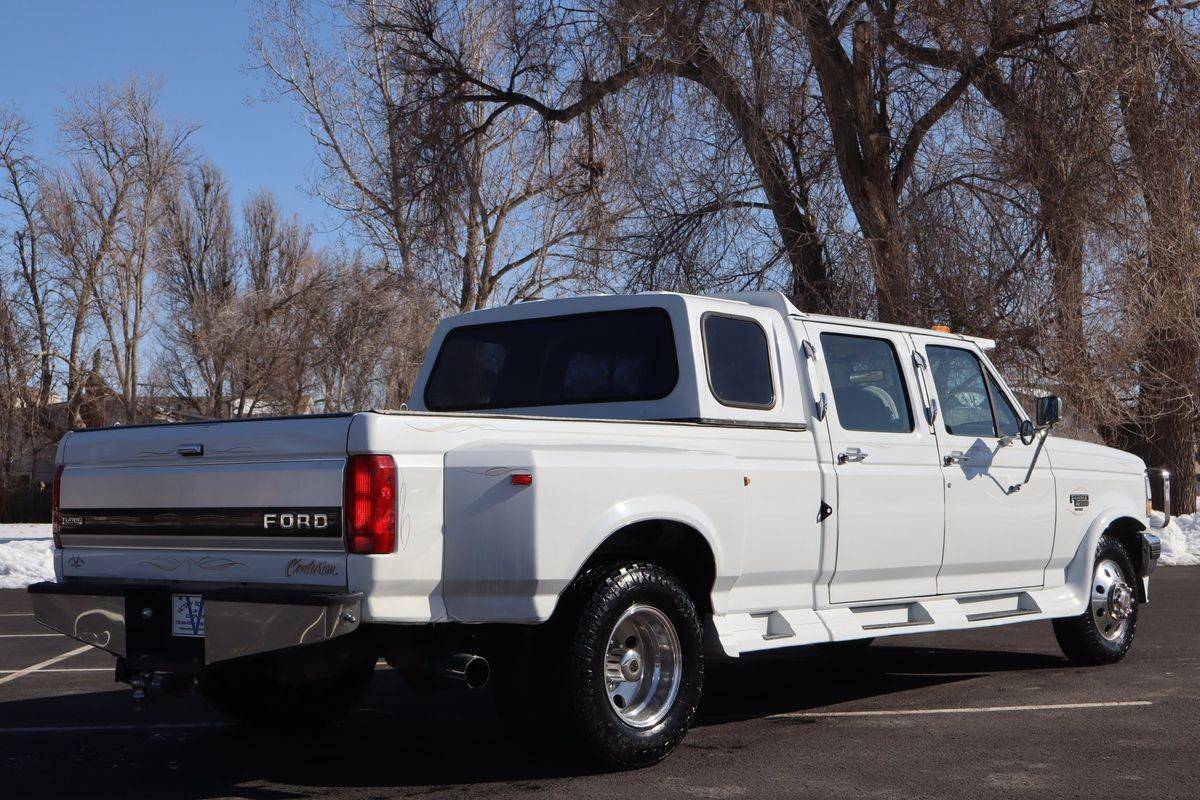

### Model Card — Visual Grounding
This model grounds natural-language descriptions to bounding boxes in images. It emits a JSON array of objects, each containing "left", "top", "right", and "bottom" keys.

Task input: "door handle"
[
  {"left": 944, "top": 451, "right": 969, "bottom": 466},
  {"left": 837, "top": 448, "right": 868, "bottom": 465}
]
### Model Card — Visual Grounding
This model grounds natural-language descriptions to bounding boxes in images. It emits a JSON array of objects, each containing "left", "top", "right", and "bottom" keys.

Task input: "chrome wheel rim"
[
  {"left": 1091, "top": 558, "right": 1134, "bottom": 642},
  {"left": 604, "top": 604, "right": 682, "bottom": 729}
]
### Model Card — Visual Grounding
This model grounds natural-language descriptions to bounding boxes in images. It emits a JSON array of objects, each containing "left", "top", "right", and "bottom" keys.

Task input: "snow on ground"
[
  {"left": 1151, "top": 508, "right": 1200, "bottom": 567},
  {"left": 0, "top": 523, "right": 54, "bottom": 540},
  {"left": 0, "top": 524, "right": 54, "bottom": 589}
]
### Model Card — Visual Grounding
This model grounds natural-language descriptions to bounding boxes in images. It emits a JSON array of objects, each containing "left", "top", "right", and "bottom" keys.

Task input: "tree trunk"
[
  {"left": 864, "top": 219, "right": 915, "bottom": 326},
  {"left": 1102, "top": 0, "right": 1200, "bottom": 514},
  {"left": 1138, "top": 327, "right": 1198, "bottom": 514},
  {"left": 687, "top": 46, "right": 830, "bottom": 313},
  {"left": 1042, "top": 204, "right": 1090, "bottom": 413}
]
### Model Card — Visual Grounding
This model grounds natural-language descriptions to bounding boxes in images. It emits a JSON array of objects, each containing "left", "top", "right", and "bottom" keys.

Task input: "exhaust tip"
[{"left": 446, "top": 653, "right": 490, "bottom": 689}]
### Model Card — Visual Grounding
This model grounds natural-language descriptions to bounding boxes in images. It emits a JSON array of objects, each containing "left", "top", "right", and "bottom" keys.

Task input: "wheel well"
[
  {"left": 581, "top": 520, "right": 717, "bottom": 613},
  {"left": 1105, "top": 516, "right": 1149, "bottom": 595}
]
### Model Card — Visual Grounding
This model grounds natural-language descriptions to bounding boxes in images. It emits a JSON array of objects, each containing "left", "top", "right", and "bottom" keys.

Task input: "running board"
[
  {"left": 957, "top": 592, "right": 1042, "bottom": 623},
  {"left": 711, "top": 587, "right": 1069, "bottom": 657},
  {"left": 964, "top": 608, "right": 1040, "bottom": 623},
  {"left": 861, "top": 619, "right": 934, "bottom": 631}
]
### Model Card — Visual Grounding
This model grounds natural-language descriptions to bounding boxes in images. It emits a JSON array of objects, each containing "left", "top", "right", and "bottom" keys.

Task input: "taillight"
[
  {"left": 343, "top": 454, "right": 396, "bottom": 554},
  {"left": 51, "top": 464, "right": 64, "bottom": 549}
]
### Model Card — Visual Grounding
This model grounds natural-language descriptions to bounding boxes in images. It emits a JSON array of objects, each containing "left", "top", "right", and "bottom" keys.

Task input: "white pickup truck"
[{"left": 31, "top": 291, "right": 1165, "bottom": 767}]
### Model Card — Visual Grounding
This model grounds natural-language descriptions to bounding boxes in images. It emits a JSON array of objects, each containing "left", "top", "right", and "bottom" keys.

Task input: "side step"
[
  {"left": 861, "top": 619, "right": 934, "bottom": 631},
  {"left": 849, "top": 603, "right": 933, "bottom": 631},
  {"left": 958, "top": 592, "right": 1042, "bottom": 623},
  {"left": 964, "top": 608, "right": 1040, "bottom": 623}
]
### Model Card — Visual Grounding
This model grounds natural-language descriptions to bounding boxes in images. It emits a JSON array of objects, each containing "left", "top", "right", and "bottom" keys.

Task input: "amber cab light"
[
  {"left": 344, "top": 454, "right": 397, "bottom": 554},
  {"left": 51, "top": 464, "right": 64, "bottom": 549}
]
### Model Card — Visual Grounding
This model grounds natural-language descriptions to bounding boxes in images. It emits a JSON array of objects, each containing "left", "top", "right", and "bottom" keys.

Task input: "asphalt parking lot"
[{"left": 1, "top": 569, "right": 1197, "bottom": 800}]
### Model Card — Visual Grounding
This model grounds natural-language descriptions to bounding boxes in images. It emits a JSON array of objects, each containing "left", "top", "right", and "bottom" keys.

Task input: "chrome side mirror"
[{"left": 1019, "top": 418, "right": 1037, "bottom": 446}]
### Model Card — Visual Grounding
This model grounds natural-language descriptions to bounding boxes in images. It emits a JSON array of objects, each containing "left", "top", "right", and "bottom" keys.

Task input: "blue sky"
[{"left": 1, "top": 1, "right": 335, "bottom": 240}]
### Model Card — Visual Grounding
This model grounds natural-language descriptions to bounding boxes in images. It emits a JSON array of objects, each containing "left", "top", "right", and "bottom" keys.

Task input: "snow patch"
[
  {"left": 0, "top": 523, "right": 54, "bottom": 540},
  {"left": 0, "top": 525, "right": 54, "bottom": 589},
  {"left": 1151, "top": 508, "right": 1200, "bottom": 567}
]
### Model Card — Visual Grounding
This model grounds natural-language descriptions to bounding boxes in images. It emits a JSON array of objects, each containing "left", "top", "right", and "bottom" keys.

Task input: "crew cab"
[{"left": 30, "top": 291, "right": 1165, "bottom": 767}]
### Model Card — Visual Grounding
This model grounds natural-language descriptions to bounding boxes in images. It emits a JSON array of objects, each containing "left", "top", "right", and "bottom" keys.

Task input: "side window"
[
  {"left": 820, "top": 333, "right": 914, "bottom": 433},
  {"left": 703, "top": 314, "right": 775, "bottom": 408},
  {"left": 926, "top": 346, "right": 1000, "bottom": 437},
  {"left": 987, "top": 373, "right": 1022, "bottom": 437}
]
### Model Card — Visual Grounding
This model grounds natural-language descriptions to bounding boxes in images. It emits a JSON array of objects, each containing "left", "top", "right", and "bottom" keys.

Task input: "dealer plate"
[{"left": 171, "top": 594, "right": 206, "bottom": 638}]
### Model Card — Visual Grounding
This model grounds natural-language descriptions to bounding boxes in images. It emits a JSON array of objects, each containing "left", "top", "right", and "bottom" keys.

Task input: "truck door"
[
  {"left": 803, "top": 323, "right": 946, "bottom": 603},
  {"left": 910, "top": 335, "right": 1055, "bottom": 594}
]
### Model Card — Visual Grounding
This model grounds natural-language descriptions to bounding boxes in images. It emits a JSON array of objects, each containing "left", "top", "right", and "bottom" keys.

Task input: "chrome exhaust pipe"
[{"left": 443, "top": 653, "right": 490, "bottom": 689}]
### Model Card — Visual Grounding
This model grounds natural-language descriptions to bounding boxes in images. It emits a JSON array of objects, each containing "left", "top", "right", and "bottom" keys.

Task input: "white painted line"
[
  {"left": 0, "top": 645, "right": 92, "bottom": 687},
  {"left": 0, "top": 668, "right": 110, "bottom": 674},
  {"left": 770, "top": 701, "right": 1152, "bottom": 720},
  {"left": 0, "top": 613, "right": 34, "bottom": 617},
  {"left": 0, "top": 633, "right": 62, "bottom": 638},
  {"left": 0, "top": 722, "right": 231, "bottom": 735}
]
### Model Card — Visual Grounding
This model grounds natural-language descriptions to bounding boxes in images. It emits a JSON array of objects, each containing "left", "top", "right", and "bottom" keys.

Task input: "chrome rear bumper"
[{"left": 28, "top": 582, "right": 362, "bottom": 667}]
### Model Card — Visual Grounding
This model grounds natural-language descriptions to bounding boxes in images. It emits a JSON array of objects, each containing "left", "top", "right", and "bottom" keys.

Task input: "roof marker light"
[{"left": 510, "top": 473, "right": 533, "bottom": 486}]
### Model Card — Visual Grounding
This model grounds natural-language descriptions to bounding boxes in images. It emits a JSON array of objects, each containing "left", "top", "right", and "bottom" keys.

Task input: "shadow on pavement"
[
  {"left": 696, "top": 643, "right": 1066, "bottom": 724},
  {"left": 0, "top": 643, "right": 1067, "bottom": 798}
]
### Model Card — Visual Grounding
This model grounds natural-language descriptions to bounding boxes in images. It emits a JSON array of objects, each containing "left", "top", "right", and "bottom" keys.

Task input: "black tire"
[
  {"left": 1052, "top": 532, "right": 1139, "bottom": 666},
  {"left": 494, "top": 562, "right": 704, "bottom": 769},
  {"left": 199, "top": 650, "right": 375, "bottom": 727}
]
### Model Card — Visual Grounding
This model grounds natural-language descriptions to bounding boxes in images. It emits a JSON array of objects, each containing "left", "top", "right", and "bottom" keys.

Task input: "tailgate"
[{"left": 57, "top": 415, "right": 353, "bottom": 587}]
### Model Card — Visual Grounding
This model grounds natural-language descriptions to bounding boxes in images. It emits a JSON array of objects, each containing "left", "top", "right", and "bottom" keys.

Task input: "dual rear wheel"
[{"left": 493, "top": 562, "right": 704, "bottom": 769}]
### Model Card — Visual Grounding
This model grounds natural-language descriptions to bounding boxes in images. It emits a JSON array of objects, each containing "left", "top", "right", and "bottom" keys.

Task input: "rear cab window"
[
  {"left": 423, "top": 308, "right": 679, "bottom": 411},
  {"left": 820, "top": 333, "right": 914, "bottom": 433},
  {"left": 702, "top": 313, "right": 775, "bottom": 409}
]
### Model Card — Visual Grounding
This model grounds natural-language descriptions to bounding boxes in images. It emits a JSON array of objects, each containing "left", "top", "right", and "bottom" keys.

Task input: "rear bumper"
[{"left": 27, "top": 581, "right": 362, "bottom": 667}]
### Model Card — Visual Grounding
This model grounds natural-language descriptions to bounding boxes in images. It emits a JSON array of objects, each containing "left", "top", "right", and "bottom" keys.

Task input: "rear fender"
[{"left": 567, "top": 496, "right": 733, "bottom": 607}]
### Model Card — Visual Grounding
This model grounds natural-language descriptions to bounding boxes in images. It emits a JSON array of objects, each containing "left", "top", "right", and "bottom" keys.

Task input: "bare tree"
[
  {"left": 40, "top": 82, "right": 149, "bottom": 427},
  {"left": 155, "top": 163, "right": 242, "bottom": 418},
  {"left": 255, "top": 0, "right": 656, "bottom": 312},
  {"left": 90, "top": 80, "right": 194, "bottom": 422},
  {"left": 0, "top": 111, "right": 53, "bottom": 424},
  {"left": 1102, "top": 2, "right": 1200, "bottom": 513},
  {"left": 230, "top": 190, "right": 327, "bottom": 415}
]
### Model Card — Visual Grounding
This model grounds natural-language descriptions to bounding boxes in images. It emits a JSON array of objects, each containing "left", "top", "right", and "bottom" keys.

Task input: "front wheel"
[{"left": 1052, "top": 532, "right": 1139, "bottom": 665}]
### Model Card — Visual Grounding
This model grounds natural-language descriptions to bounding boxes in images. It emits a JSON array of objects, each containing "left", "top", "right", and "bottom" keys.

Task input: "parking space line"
[
  {"left": 0, "top": 722, "right": 231, "bottom": 734},
  {"left": 0, "top": 613, "right": 34, "bottom": 617},
  {"left": 0, "top": 645, "right": 92, "bottom": 687},
  {"left": 0, "top": 668, "right": 110, "bottom": 674},
  {"left": 0, "top": 633, "right": 62, "bottom": 638},
  {"left": 769, "top": 701, "right": 1152, "bottom": 719},
  {"left": 0, "top": 633, "right": 62, "bottom": 642}
]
